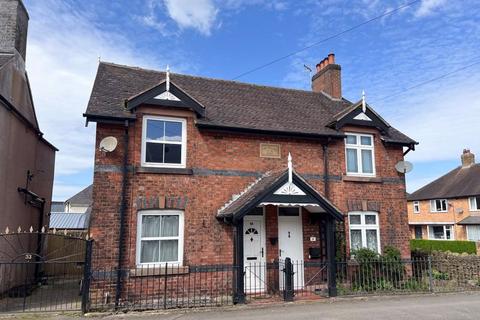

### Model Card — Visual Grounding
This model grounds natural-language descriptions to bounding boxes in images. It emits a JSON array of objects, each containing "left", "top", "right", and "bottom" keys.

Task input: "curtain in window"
[
  {"left": 350, "top": 230, "right": 362, "bottom": 251},
  {"left": 160, "top": 240, "right": 178, "bottom": 262},
  {"left": 467, "top": 226, "right": 480, "bottom": 241},
  {"left": 142, "top": 216, "right": 161, "bottom": 237},
  {"left": 141, "top": 240, "right": 159, "bottom": 263},
  {"left": 361, "top": 150, "right": 373, "bottom": 173},
  {"left": 366, "top": 230, "right": 378, "bottom": 251},
  {"left": 161, "top": 215, "right": 179, "bottom": 236},
  {"left": 346, "top": 149, "right": 358, "bottom": 172}
]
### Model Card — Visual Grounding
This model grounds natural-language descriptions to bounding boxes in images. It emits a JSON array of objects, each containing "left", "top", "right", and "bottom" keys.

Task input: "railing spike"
[
  {"left": 41, "top": 226, "right": 45, "bottom": 233},
  {"left": 63, "top": 229, "right": 67, "bottom": 235},
  {"left": 86, "top": 233, "right": 89, "bottom": 240},
  {"left": 29, "top": 226, "right": 33, "bottom": 233},
  {"left": 53, "top": 228, "right": 56, "bottom": 234},
  {"left": 17, "top": 226, "right": 21, "bottom": 233},
  {"left": 5, "top": 226, "right": 9, "bottom": 234}
]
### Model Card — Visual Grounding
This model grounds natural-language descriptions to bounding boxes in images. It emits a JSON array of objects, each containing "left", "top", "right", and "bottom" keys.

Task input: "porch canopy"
[
  {"left": 217, "top": 160, "right": 344, "bottom": 224},
  {"left": 217, "top": 155, "right": 343, "bottom": 301}
]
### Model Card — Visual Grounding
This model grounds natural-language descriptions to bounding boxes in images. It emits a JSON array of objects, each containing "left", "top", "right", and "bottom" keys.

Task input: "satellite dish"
[
  {"left": 99, "top": 136, "right": 118, "bottom": 152},
  {"left": 395, "top": 161, "right": 413, "bottom": 174}
]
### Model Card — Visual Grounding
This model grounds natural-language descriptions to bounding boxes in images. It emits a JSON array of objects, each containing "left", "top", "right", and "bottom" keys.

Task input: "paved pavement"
[{"left": 3, "top": 292, "right": 480, "bottom": 319}]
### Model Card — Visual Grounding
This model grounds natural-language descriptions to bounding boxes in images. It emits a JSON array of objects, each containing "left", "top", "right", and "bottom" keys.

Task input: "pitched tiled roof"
[
  {"left": 408, "top": 164, "right": 480, "bottom": 201},
  {"left": 66, "top": 185, "right": 93, "bottom": 206},
  {"left": 458, "top": 216, "right": 480, "bottom": 225},
  {"left": 217, "top": 170, "right": 285, "bottom": 218},
  {"left": 85, "top": 62, "right": 415, "bottom": 144}
]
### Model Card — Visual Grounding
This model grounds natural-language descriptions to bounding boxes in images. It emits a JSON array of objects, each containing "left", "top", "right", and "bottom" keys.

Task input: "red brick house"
[{"left": 83, "top": 54, "right": 416, "bottom": 303}]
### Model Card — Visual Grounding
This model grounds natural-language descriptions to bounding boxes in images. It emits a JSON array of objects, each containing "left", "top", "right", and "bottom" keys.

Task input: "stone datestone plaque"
[{"left": 260, "top": 143, "right": 281, "bottom": 158}]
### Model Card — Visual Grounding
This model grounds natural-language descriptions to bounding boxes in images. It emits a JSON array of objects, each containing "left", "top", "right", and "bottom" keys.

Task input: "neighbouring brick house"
[
  {"left": 408, "top": 149, "right": 480, "bottom": 242},
  {"left": 84, "top": 53, "right": 416, "bottom": 302}
]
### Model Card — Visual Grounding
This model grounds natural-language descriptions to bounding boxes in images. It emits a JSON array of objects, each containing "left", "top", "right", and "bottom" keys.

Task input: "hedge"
[{"left": 410, "top": 239, "right": 477, "bottom": 255}]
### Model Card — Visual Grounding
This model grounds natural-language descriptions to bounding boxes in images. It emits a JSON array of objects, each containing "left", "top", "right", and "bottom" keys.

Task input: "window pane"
[
  {"left": 279, "top": 207, "right": 300, "bottom": 216},
  {"left": 365, "top": 215, "right": 376, "bottom": 225},
  {"left": 349, "top": 215, "right": 361, "bottom": 225},
  {"left": 346, "top": 135, "right": 357, "bottom": 145},
  {"left": 361, "top": 150, "right": 373, "bottom": 173},
  {"left": 164, "top": 144, "right": 182, "bottom": 163},
  {"left": 141, "top": 240, "right": 159, "bottom": 263},
  {"left": 161, "top": 215, "right": 179, "bottom": 236},
  {"left": 445, "top": 226, "right": 452, "bottom": 240},
  {"left": 346, "top": 148, "right": 358, "bottom": 172},
  {"left": 366, "top": 230, "right": 378, "bottom": 252},
  {"left": 142, "top": 215, "right": 161, "bottom": 237},
  {"left": 470, "top": 197, "right": 477, "bottom": 210},
  {"left": 165, "top": 121, "right": 182, "bottom": 142},
  {"left": 350, "top": 230, "right": 362, "bottom": 251},
  {"left": 146, "top": 142, "right": 164, "bottom": 163},
  {"left": 146, "top": 120, "right": 165, "bottom": 141},
  {"left": 160, "top": 240, "right": 178, "bottom": 262},
  {"left": 441, "top": 200, "right": 447, "bottom": 211},
  {"left": 432, "top": 226, "right": 444, "bottom": 239},
  {"left": 360, "top": 136, "right": 372, "bottom": 146}
]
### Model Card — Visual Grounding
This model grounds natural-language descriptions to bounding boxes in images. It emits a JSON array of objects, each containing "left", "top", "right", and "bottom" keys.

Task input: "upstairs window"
[
  {"left": 142, "top": 116, "right": 186, "bottom": 168},
  {"left": 345, "top": 133, "right": 375, "bottom": 176},
  {"left": 413, "top": 201, "right": 420, "bottom": 213},
  {"left": 469, "top": 196, "right": 480, "bottom": 211},
  {"left": 430, "top": 199, "right": 448, "bottom": 213}
]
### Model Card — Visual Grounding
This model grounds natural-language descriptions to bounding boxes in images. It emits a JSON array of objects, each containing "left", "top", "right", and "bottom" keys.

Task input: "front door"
[
  {"left": 243, "top": 214, "right": 266, "bottom": 293},
  {"left": 278, "top": 207, "right": 304, "bottom": 290}
]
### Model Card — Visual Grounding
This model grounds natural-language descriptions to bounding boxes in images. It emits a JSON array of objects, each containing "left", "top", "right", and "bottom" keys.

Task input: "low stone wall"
[{"left": 431, "top": 251, "right": 480, "bottom": 287}]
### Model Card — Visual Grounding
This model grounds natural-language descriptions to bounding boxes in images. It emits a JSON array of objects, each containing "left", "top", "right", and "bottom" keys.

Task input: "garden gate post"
[{"left": 82, "top": 239, "right": 94, "bottom": 314}]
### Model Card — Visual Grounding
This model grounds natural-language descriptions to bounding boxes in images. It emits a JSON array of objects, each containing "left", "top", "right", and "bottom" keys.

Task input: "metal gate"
[{"left": 0, "top": 228, "right": 92, "bottom": 313}]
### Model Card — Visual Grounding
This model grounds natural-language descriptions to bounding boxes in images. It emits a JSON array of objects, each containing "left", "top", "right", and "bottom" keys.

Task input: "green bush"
[{"left": 410, "top": 239, "right": 477, "bottom": 255}]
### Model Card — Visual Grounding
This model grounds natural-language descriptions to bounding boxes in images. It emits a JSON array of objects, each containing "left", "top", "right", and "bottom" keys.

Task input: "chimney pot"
[
  {"left": 461, "top": 149, "right": 475, "bottom": 168},
  {"left": 328, "top": 53, "right": 335, "bottom": 64}
]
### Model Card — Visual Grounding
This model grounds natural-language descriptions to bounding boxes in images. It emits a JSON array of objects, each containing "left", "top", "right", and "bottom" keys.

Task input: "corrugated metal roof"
[{"left": 49, "top": 212, "right": 90, "bottom": 230}]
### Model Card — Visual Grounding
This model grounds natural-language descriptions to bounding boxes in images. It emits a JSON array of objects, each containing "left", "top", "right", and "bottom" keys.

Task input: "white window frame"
[
  {"left": 345, "top": 133, "right": 376, "bottom": 177},
  {"left": 427, "top": 224, "right": 454, "bottom": 240},
  {"left": 348, "top": 211, "right": 381, "bottom": 253},
  {"left": 469, "top": 196, "right": 480, "bottom": 211},
  {"left": 413, "top": 201, "right": 420, "bottom": 213},
  {"left": 141, "top": 115, "right": 187, "bottom": 168},
  {"left": 136, "top": 210, "right": 184, "bottom": 266},
  {"left": 430, "top": 199, "right": 448, "bottom": 213}
]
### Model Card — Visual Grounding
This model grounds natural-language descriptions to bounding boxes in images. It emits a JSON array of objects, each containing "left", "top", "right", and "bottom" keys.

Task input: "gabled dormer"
[{"left": 125, "top": 70, "right": 206, "bottom": 118}]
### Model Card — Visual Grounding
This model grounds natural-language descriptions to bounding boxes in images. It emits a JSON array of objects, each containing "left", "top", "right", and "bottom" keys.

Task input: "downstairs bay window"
[
  {"left": 136, "top": 210, "right": 184, "bottom": 266},
  {"left": 348, "top": 211, "right": 380, "bottom": 253}
]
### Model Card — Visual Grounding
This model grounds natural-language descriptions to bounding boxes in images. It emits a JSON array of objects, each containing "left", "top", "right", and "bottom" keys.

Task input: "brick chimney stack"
[
  {"left": 0, "top": 0, "right": 29, "bottom": 62},
  {"left": 461, "top": 149, "right": 475, "bottom": 168},
  {"left": 311, "top": 53, "right": 342, "bottom": 99}
]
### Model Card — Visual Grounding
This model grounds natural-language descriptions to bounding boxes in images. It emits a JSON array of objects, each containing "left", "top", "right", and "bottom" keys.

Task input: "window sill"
[
  {"left": 130, "top": 266, "right": 189, "bottom": 277},
  {"left": 135, "top": 166, "right": 193, "bottom": 175},
  {"left": 343, "top": 175, "right": 382, "bottom": 183}
]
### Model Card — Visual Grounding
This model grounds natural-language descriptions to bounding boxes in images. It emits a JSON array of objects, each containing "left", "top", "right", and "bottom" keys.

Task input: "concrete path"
[{"left": 3, "top": 292, "right": 480, "bottom": 319}]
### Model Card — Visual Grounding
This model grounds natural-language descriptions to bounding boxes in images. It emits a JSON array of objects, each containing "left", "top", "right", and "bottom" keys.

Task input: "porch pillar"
[
  {"left": 233, "top": 218, "right": 245, "bottom": 304},
  {"left": 326, "top": 218, "right": 337, "bottom": 297}
]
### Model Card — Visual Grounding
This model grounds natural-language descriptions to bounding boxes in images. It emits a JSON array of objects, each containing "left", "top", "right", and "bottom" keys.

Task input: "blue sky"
[{"left": 22, "top": 0, "right": 480, "bottom": 200}]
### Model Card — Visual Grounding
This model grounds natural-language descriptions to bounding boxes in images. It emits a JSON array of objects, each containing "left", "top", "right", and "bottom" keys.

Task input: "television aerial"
[
  {"left": 99, "top": 136, "right": 118, "bottom": 152},
  {"left": 395, "top": 160, "right": 413, "bottom": 174}
]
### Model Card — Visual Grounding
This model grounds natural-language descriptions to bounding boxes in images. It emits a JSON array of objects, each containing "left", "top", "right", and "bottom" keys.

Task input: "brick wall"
[{"left": 90, "top": 106, "right": 411, "bottom": 272}]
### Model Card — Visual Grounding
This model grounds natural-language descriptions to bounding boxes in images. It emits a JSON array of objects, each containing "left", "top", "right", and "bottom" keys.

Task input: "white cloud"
[
  {"left": 25, "top": 0, "right": 159, "bottom": 198},
  {"left": 164, "top": 0, "right": 218, "bottom": 35},
  {"left": 415, "top": 0, "right": 447, "bottom": 17}
]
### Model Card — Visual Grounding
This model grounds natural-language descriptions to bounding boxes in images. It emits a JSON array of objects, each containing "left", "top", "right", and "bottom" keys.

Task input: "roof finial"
[
  {"left": 362, "top": 90, "right": 366, "bottom": 113},
  {"left": 166, "top": 65, "right": 170, "bottom": 92},
  {"left": 288, "top": 152, "right": 293, "bottom": 183}
]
